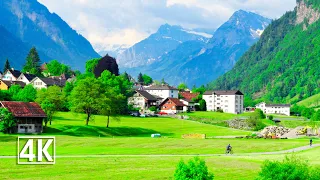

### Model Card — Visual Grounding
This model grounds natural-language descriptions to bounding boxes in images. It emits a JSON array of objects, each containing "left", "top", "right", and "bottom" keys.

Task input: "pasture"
[{"left": 0, "top": 112, "right": 319, "bottom": 180}]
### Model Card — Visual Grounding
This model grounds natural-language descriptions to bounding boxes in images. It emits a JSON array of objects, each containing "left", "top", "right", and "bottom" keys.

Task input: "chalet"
[
  {"left": 16, "top": 73, "right": 37, "bottom": 84},
  {"left": 255, "top": 102, "right": 290, "bottom": 116},
  {"left": 128, "top": 90, "right": 158, "bottom": 110},
  {"left": 1, "top": 68, "right": 21, "bottom": 81},
  {"left": 0, "top": 80, "right": 26, "bottom": 90},
  {"left": 179, "top": 91, "right": 199, "bottom": 101},
  {"left": 159, "top": 98, "right": 187, "bottom": 114},
  {"left": 203, "top": 90, "right": 244, "bottom": 114},
  {"left": 30, "top": 77, "right": 66, "bottom": 89},
  {"left": 180, "top": 99, "right": 196, "bottom": 111},
  {"left": 145, "top": 85, "right": 179, "bottom": 99},
  {"left": 0, "top": 101, "right": 47, "bottom": 133}
]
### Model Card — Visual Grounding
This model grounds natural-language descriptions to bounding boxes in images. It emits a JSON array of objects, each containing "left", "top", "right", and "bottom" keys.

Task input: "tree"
[
  {"left": 142, "top": 74, "right": 153, "bottom": 85},
  {"left": 174, "top": 157, "right": 214, "bottom": 180},
  {"left": 138, "top": 72, "right": 144, "bottom": 84},
  {"left": 23, "top": 47, "right": 41, "bottom": 75},
  {"left": 36, "top": 86, "right": 65, "bottom": 126},
  {"left": 253, "top": 109, "right": 266, "bottom": 119},
  {"left": 161, "top": 78, "right": 167, "bottom": 85},
  {"left": 199, "top": 99, "right": 207, "bottom": 111},
  {"left": 3, "top": 59, "right": 11, "bottom": 73},
  {"left": 149, "top": 106, "right": 157, "bottom": 112},
  {"left": 177, "top": 83, "right": 188, "bottom": 91},
  {"left": 311, "top": 110, "right": 320, "bottom": 121},
  {"left": 8, "top": 85, "right": 22, "bottom": 100},
  {"left": 15, "top": 85, "right": 37, "bottom": 102},
  {"left": 257, "top": 155, "right": 320, "bottom": 180},
  {"left": 45, "top": 60, "right": 71, "bottom": 76},
  {"left": 0, "top": 108, "right": 16, "bottom": 133},
  {"left": 69, "top": 77, "right": 105, "bottom": 125},
  {"left": 87, "top": 55, "right": 119, "bottom": 77}
]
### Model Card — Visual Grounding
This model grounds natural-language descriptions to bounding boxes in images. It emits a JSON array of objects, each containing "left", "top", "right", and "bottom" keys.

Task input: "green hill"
[
  {"left": 297, "top": 93, "right": 320, "bottom": 108},
  {"left": 210, "top": 0, "right": 320, "bottom": 103}
]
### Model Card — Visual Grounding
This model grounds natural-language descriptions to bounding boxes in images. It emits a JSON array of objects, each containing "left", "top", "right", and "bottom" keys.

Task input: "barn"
[{"left": 0, "top": 101, "right": 47, "bottom": 133}]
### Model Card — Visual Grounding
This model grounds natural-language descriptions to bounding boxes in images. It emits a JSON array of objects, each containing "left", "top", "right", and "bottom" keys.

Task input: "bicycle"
[{"left": 225, "top": 148, "right": 233, "bottom": 155}]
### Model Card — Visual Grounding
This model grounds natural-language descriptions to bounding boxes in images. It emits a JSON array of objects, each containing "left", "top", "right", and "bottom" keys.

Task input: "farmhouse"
[
  {"left": 1, "top": 68, "right": 21, "bottom": 81},
  {"left": 16, "top": 73, "right": 37, "bottom": 84},
  {"left": 203, "top": 90, "right": 244, "bottom": 114},
  {"left": 128, "top": 90, "right": 158, "bottom": 110},
  {"left": 0, "top": 80, "right": 26, "bottom": 90},
  {"left": 0, "top": 101, "right": 47, "bottom": 133},
  {"left": 30, "top": 77, "right": 66, "bottom": 89},
  {"left": 159, "top": 98, "right": 187, "bottom": 114},
  {"left": 255, "top": 102, "right": 290, "bottom": 116},
  {"left": 145, "top": 85, "right": 179, "bottom": 99}
]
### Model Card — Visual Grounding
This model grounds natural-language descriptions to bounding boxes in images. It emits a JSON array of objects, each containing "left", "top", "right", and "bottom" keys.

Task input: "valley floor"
[{"left": 0, "top": 112, "right": 319, "bottom": 180}]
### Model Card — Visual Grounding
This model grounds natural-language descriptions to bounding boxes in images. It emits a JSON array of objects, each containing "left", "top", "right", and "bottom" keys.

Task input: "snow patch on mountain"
[{"left": 181, "top": 29, "right": 213, "bottom": 38}]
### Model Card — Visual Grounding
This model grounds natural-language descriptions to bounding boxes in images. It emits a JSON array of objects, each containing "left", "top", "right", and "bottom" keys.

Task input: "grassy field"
[
  {"left": 297, "top": 93, "right": 320, "bottom": 108},
  {"left": 186, "top": 111, "right": 251, "bottom": 120},
  {"left": 0, "top": 111, "right": 319, "bottom": 180}
]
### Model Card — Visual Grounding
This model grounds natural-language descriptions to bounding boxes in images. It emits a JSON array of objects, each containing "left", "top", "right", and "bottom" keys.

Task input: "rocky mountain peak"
[{"left": 296, "top": 0, "right": 320, "bottom": 26}]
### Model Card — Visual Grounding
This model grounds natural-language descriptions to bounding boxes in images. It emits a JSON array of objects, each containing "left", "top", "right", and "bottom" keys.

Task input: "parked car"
[
  {"left": 158, "top": 112, "right": 167, "bottom": 115},
  {"left": 130, "top": 112, "right": 140, "bottom": 117}
]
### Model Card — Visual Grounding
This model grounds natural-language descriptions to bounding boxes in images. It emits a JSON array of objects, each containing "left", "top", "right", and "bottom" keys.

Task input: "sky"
[{"left": 38, "top": 0, "right": 296, "bottom": 52}]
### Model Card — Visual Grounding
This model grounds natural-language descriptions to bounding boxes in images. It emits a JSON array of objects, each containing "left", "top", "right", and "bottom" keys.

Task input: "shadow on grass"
[
  {"left": 44, "top": 126, "right": 173, "bottom": 137},
  {"left": 0, "top": 136, "right": 17, "bottom": 142}
]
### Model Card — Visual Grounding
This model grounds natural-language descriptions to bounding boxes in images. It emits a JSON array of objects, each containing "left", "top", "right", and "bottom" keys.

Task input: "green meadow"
[{"left": 0, "top": 112, "right": 319, "bottom": 180}]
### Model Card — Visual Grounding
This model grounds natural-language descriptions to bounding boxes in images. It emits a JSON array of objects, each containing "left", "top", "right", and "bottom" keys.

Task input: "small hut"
[{"left": 0, "top": 101, "right": 47, "bottom": 133}]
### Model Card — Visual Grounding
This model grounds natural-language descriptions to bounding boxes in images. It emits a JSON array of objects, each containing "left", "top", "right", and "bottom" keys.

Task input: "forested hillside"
[{"left": 210, "top": 0, "right": 320, "bottom": 104}]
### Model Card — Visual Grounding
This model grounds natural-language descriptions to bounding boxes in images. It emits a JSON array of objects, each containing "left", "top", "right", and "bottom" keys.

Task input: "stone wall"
[{"left": 182, "top": 134, "right": 206, "bottom": 139}]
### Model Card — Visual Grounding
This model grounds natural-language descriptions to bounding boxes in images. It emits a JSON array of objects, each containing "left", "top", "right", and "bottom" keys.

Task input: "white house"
[
  {"left": 16, "top": 73, "right": 37, "bottom": 84},
  {"left": 30, "top": 77, "right": 66, "bottom": 89},
  {"left": 203, "top": 90, "right": 244, "bottom": 114},
  {"left": 128, "top": 90, "right": 158, "bottom": 110},
  {"left": 255, "top": 102, "right": 290, "bottom": 116},
  {"left": 159, "top": 98, "right": 187, "bottom": 114},
  {"left": 180, "top": 99, "right": 196, "bottom": 111},
  {"left": 1, "top": 69, "right": 21, "bottom": 81},
  {"left": 145, "top": 85, "right": 179, "bottom": 99}
]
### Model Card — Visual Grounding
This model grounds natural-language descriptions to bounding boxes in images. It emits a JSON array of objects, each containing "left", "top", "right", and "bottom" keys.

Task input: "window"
[
  {"left": 171, "top": 90, "right": 173, "bottom": 93},
  {"left": 171, "top": 95, "right": 173, "bottom": 98},
  {"left": 225, "top": 100, "right": 228, "bottom": 103},
  {"left": 225, "top": 105, "right": 228, "bottom": 107},
  {"left": 209, "top": 101, "right": 212, "bottom": 103}
]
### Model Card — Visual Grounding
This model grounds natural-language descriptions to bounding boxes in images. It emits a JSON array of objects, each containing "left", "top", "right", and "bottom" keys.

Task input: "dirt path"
[{"left": 1, "top": 144, "right": 318, "bottom": 159}]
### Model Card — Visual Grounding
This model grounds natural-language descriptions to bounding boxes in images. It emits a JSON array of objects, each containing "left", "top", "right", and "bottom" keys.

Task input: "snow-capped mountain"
[
  {"left": 124, "top": 10, "right": 271, "bottom": 87},
  {"left": 97, "top": 44, "right": 130, "bottom": 57},
  {"left": 116, "top": 24, "right": 213, "bottom": 68}
]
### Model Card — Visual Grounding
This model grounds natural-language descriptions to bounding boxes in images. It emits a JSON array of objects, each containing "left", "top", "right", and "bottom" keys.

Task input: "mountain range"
[
  {"left": 210, "top": 0, "right": 320, "bottom": 103},
  {"left": 0, "top": 0, "right": 100, "bottom": 71},
  {"left": 121, "top": 10, "right": 271, "bottom": 87}
]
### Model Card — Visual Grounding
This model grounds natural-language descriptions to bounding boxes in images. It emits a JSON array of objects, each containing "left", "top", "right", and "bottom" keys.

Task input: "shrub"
[
  {"left": 254, "top": 109, "right": 266, "bottom": 119},
  {"left": 0, "top": 108, "right": 16, "bottom": 133},
  {"left": 174, "top": 157, "right": 214, "bottom": 180},
  {"left": 216, "top": 109, "right": 224, "bottom": 113},
  {"left": 199, "top": 99, "right": 207, "bottom": 111},
  {"left": 149, "top": 106, "right": 157, "bottom": 112},
  {"left": 268, "top": 115, "right": 274, "bottom": 120},
  {"left": 256, "top": 155, "right": 320, "bottom": 180}
]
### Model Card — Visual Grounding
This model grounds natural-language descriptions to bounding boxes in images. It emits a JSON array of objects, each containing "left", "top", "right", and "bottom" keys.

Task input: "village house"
[
  {"left": 179, "top": 99, "right": 195, "bottom": 111},
  {"left": 145, "top": 85, "right": 179, "bottom": 99},
  {"left": 16, "top": 73, "right": 37, "bottom": 84},
  {"left": 30, "top": 77, "right": 66, "bottom": 89},
  {"left": 255, "top": 102, "right": 291, "bottom": 116},
  {"left": 203, "top": 90, "right": 244, "bottom": 114},
  {"left": 159, "top": 98, "right": 187, "bottom": 114},
  {"left": 128, "top": 90, "right": 158, "bottom": 110},
  {"left": 0, "top": 101, "right": 47, "bottom": 133},
  {"left": 0, "top": 80, "right": 26, "bottom": 90},
  {"left": 1, "top": 68, "right": 21, "bottom": 81}
]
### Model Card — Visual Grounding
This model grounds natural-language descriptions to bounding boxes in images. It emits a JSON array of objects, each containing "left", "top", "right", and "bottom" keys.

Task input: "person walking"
[{"left": 310, "top": 139, "right": 313, "bottom": 146}]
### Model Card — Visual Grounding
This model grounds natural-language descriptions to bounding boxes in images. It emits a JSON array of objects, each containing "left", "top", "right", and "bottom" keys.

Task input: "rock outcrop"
[
  {"left": 259, "top": 126, "right": 291, "bottom": 138},
  {"left": 296, "top": 0, "right": 320, "bottom": 25}
]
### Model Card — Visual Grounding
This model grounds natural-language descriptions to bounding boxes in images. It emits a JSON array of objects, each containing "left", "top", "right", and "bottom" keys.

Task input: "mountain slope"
[
  {"left": 124, "top": 10, "right": 271, "bottom": 87},
  {"left": 210, "top": 0, "right": 320, "bottom": 103},
  {"left": 0, "top": 25, "right": 50, "bottom": 69},
  {"left": 117, "top": 24, "right": 211, "bottom": 68},
  {"left": 0, "top": 0, "right": 100, "bottom": 70}
]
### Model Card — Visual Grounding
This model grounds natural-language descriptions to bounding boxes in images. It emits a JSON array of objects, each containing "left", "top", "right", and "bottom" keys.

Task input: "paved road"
[{"left": 1, "top": 144, "right": 319, "bottom": 159}]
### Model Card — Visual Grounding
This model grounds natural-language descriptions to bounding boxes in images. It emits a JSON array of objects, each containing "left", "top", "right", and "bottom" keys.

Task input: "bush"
[
  {"left": 199, "top": 99, "right": 207, "bottom": 111},
  {"left": 149, "top": 106, "right": 157, "bottom": 112},
  {"left": 254, "top": 109, "right": 266, "bottom": 119},
  {"left": 268, "top": 115, "right": 274, "bottom": 120},
  {"left": 0, "top": 108, "right": 16, "bottom": 133},
  {"left": 216, "top": 109, "right": 224, "bottom": 113},
  {"left": 256, "top": 155, "right": 320, "bottom": 180},
  {"left": 174, "top": 157, "right": 214, "bottom": 180}
]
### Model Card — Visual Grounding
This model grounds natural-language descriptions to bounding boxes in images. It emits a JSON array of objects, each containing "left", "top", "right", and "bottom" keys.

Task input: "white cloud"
[{"left": 38, "top": 0, "right": 296, "bottom": 51}]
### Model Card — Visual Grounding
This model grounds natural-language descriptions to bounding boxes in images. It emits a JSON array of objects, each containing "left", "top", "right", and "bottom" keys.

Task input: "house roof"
[
  {"left": 179, "top": 91, "right": 199, "bottom": 101},
  {"left": 5, "top": 69, "right": 21, "bottom": 78},
  {"left": 19, "top": 73, "right": 37, "bottom": 81},
  {"left": 0, "top": 80, "right": 26, "bottom": 88},
  {"left": 136, "top": 90, "right": 157, "bottom": 101},
  {"left": 204, "top": 90, "right": 243, "bottom": 95},
  {"left": 38, "top": 77, "right": 66, "bottom": 87},
  {"left": 159, "top": 98, "right": 186, "bottom": 107},
  {"left": 0, "top": 101, "right": 47, "bottom": 118},
  {"left": 40, "top": 63, "right": 47, "bottom": 71},
  {"left": 145, "top": 85, "right": 178, "bottom": 90},
  {"left": 181, "top": 98, "right": 194, "bottom": 103},
  {"left": 265, "top": 104, "right": 291, "bottom": 107}
]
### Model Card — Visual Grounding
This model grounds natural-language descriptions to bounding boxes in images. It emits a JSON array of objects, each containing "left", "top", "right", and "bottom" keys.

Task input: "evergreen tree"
[
  {"left": 138, "top": 73, "right": 144, "bottom": 84},
  {"left": 123, "top": 71, "right": 130, "bottom": 82},
  {"left": 23, "top": 47, "right": 41, "bottom": 75},
  {"left": 3, "top": 59, "right": 11, "bottom": 73}
]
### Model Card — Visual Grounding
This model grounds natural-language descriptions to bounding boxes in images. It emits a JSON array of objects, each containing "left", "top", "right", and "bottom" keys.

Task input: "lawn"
[
  {"left": 186, "top": 111, "right": 251, "bottom": 120},
  {"left": 0, "top": 111, "right": 319, "bottom": 180},
  {"left": 297, "top": 93, "right": 320, "bottom": 108}
]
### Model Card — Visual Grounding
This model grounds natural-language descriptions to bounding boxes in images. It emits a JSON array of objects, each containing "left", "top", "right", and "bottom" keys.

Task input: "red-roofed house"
[
  {"left": 179, "top": 91, "right": 199, "bottom": 101},
  {"left": 0, "top": 101, "right": 47, "bottom": 133},
  {"left": 159, "top": 98, "right": 187, "bottom": 114}
]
